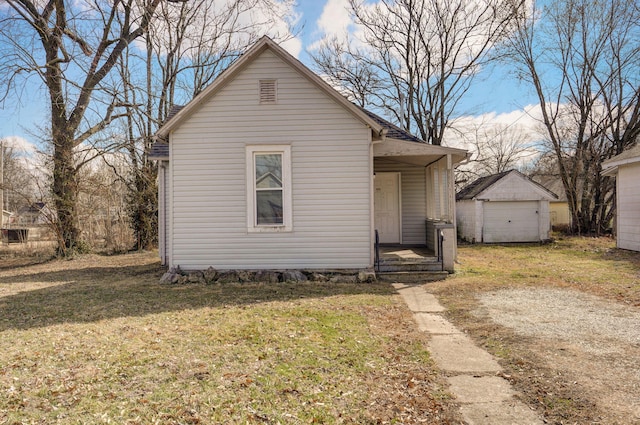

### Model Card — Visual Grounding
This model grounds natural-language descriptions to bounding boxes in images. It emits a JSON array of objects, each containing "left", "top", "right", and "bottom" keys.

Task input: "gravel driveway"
[{"left": 475, "top": 288, "right": 640, "bottom": 424}]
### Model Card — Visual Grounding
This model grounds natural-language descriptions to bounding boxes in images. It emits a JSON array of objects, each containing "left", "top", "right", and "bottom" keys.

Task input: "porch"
[
  {"left": 373, "top": 245, "right": 450, "bottom": 283},
  {"left": 371, "top": 135, "right": 466, "bottom": 275},
  {"left": 377, "top": 246, "right": 441, "bottom": 272}
]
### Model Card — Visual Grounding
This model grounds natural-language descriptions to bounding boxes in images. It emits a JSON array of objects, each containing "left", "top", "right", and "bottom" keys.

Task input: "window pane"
[
  {"left": 255, "top": 154, "right": 282, "bottom": 188},
  {"left": 256, "top": 190, "right": 283, "bottom": 225}
]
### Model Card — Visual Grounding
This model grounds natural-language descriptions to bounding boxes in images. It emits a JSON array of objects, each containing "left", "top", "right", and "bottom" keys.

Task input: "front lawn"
[{"left": 0, "top": 253, "right": 459, "bottom": 424}]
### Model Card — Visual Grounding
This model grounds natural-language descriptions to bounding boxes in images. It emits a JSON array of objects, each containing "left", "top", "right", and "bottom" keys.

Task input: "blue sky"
[{"left": 0, "top": 0, "right": 536, "bottom": 150}]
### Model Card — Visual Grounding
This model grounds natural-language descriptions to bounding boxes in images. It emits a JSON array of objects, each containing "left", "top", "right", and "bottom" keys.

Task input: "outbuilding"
[
  {"left": 456, "top": 170, "right": 557, "bottom": 243},
  {"left": 602, "top": 143, "right": 640, "bottom": 251}
]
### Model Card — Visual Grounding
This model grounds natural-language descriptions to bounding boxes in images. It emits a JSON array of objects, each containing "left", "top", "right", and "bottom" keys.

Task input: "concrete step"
[
  {"left": 378, "top": 262, "right": 444, "bottom": 272},
  {"left": 376, "top": 270, "right": 449, "bottom": 283}
]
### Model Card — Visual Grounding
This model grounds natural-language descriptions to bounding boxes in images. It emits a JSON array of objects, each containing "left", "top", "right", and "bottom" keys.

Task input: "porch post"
[
  {"left": 446, "top": 154, "right": 455, "bottom": 223},
  {"left": 446, "top": 154, "right": 457, "bottom": 263}
]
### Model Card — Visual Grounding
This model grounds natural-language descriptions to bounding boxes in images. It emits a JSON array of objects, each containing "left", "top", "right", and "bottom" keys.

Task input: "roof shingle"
[{"left": 457, "top": 170, "right": 558, "bottom": 201}]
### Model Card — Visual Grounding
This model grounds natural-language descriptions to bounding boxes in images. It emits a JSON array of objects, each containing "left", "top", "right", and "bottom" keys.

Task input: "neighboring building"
[
  {"left": 532, "top": 176, "right": 571, "bottom": 230},
  {"left": 1, "top": 210, "right": 13, "bottom": 227},
  {"left": 17, "top": 202, "right": 52, "bottom": 226},
  {"left": 150, "top": 36, "right": 467, "bottom": 272},
  {"left": 602, "top": 144, "right": 640, "bottom": 251},
  {"left": 456, "top": 170, "right": 557, "bottom": 243}
]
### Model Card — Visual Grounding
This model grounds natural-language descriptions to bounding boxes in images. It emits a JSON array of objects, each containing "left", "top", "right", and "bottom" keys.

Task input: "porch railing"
[
  {"left": 374, "top": 229, "right": 380, "bottom": 272},
  {"left": 437, "top": 228, "right": 444, "bottom": 271}
]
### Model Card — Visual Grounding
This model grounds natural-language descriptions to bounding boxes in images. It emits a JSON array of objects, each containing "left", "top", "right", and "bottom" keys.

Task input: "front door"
[{"left": 374, "top": 172, "right": 401, "bottom": 244}]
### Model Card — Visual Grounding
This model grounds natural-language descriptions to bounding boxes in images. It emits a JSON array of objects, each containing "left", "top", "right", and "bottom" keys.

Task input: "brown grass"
[{"left": 0, "top": 252, "right": 461, "bottom": 424}]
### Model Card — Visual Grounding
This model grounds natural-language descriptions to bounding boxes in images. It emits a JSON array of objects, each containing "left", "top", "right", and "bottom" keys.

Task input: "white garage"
[{"left": 456, "top": 170, "right": 557, "bottom": 243}]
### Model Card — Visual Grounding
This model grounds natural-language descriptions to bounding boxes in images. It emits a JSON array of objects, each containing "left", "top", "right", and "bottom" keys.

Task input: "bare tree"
[
  {"left": 311, "top": 36, "right": 386, "bottom": 107},
  {"left": 456, "top": 122, "right": 536, "bottom": 186},
  {"left": 113, "top": 0, "right": 297, "bottom": 249},
  {"left": 506, "top": 0, "right": 640, "bottom": 234},
  {"left": 0, "top": 0, "right": 184, "bottom": 255},
  {"left": 311, "top": 0, "right": 523, "bottom": 144}
]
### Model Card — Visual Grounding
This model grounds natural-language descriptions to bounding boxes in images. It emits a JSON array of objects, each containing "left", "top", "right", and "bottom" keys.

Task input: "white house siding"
[
  {"left": 482, "top": 201, "right": 543, "bottom": 243},
  {"left": 616, "top": 164, "right": 640, "bottom": 251},
  {"left": 456, "top": 200, "right": 477, "bottom": 242},
  {"left": 169, "top": 49, "right": 372, "bottom": 270},
  {"left": 482, "top": 173, "right": 545, "bottom": 201},
  {"left": 374, "top": 158, "right": 426, "bottom": 245}
]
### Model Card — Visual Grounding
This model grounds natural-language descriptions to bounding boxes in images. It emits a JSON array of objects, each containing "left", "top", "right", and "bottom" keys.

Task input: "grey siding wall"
[
  {"left": 456, "top": 200, "right": 477, "bottom": 242},
  {"left": 617, "top": 164, "right": 640, "bottom": 251},
  {"left": 169, "top": 49, "right": 372, "bottom": 269},
  {"left": 374, "top": 158, "right": 426, "bottom": 245}
]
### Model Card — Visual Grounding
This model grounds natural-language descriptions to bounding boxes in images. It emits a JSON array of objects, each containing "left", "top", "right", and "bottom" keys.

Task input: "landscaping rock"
[
  {"left": 203, "top": 267, "right": 218, "bottom": 283},
  {"left": 309, "top": 272, "right": 328, "bottom": 282},
  {"left": 283, "top": 270, "right": 308, "bottom": 282},
  {"left": 237, "top": 270, "right": 254, "bottom": 283},
  {"left": 188, "top": 271, "right": 204, "bottom": 283},
  {"left": 159, "top": 271, "right": 179, "bottom": 284},
  {"left": 216, "top": 271, "right": 239, "bottom": 284},
  {"left": 160, "top": 266, "right": 369, "bottom": 285},
  {"left": 330, "top": 275, "right": 357, "bottom": 283},
  {"left": 255, "top": 270, "right": 280, "bottom": 283},
  {"left": 358, "top": 271, "right": 377, "bottom": 283}
]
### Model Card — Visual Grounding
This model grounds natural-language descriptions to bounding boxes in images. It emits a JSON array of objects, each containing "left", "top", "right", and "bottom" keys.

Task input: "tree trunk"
[{"left": 52, "top": 135, "right": 81, "bottom": 254}]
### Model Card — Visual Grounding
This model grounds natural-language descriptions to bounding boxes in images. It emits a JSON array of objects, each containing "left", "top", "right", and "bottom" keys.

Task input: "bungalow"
[
  {"left": 150, "top": 36, "right": 467, "bottom": 274},
  {"left": 602, "top": 144, "right": 640, "bottom": 251}
]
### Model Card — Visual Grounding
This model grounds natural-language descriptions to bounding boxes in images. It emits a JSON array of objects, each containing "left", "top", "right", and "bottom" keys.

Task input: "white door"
[
  {"left": 375, "top": 172, "right": 401, "bottom": 244},
  {"left": 483, "top": 201, "right": 540, "bottom": 243}
]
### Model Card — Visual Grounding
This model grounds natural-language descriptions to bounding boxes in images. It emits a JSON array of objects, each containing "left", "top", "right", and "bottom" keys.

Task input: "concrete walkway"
[{"left": 393, "top": 283, "right": 544, "bottom": 425}]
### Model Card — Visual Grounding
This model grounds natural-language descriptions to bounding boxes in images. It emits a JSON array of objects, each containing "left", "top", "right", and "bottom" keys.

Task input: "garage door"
[{"left": 483, "top": 201, "right": 540, "bottom": 243}]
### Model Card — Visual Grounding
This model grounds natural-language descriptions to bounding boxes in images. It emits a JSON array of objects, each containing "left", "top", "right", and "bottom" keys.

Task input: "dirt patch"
[
  {"left": 430, "top": 239, "right": 640, "bottom": 424},
  {"left": 476, "top": 288, "right": 640, "bottom": 424}
]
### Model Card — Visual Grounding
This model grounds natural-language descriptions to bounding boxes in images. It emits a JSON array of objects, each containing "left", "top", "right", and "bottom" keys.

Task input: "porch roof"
[{"left": 374, "top": 138, "right": 468, "bottom": 167}]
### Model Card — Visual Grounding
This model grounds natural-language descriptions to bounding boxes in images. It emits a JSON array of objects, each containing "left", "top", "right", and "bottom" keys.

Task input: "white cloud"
[
  {"left": 442, "top": 104, "right": 549, "bottom": 173},
  {"left": 317, "top": 0, "right": 352, "bottom": 38},
  {"left": 141, "top": 0, "right": 301, "bottom": 58},
  {"left": 445, "top": 104, "right": 546, "bottom": 150},
  {"left": 280, "top": 37, "right": 303, "bottom": 58},
  {"left": 1, "top": 136, "right": 37, "bottom": 156}
]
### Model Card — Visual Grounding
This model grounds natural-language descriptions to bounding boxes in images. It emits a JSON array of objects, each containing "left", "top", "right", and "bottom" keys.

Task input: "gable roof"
[
  {"left": 602, "top": 143, "right": 640, "bottom": 175},
  {"left": 457, "top": 169, "right": 558, "bottom": 201},
  {"left": 155, "top": 36, "right": 385, "bottom": 140},
  {"left": 457, "top": 170, "right": 511, "bottom": 200}
]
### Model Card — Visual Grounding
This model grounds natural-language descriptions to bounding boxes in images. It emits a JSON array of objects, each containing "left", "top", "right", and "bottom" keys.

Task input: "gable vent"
[{"left": 259, "top": 80, "right": 277, "bottom": 104}]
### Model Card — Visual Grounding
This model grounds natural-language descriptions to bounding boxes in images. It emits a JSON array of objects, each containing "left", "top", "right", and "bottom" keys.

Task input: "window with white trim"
[{"left": 246, "top": 145, "right": 292, "bottom": 232}]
